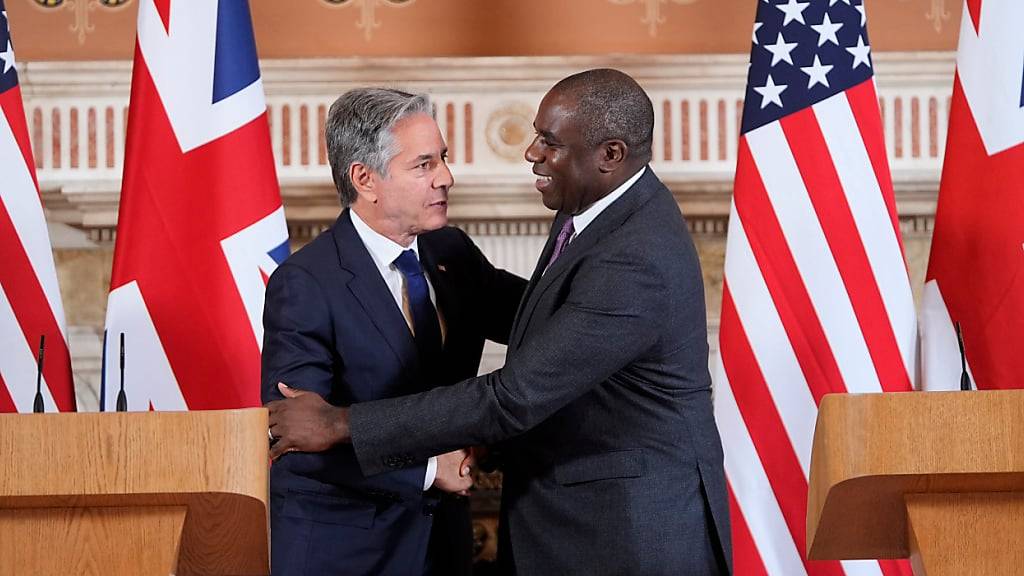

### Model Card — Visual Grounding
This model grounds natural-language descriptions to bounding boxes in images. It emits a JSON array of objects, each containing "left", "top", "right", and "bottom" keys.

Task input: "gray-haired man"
[
  {"left": 268, "top": 70, "right": 732, "bottom": 575},
  {"left": 261, "top": 88, "right": 526, "bottom": 575}
]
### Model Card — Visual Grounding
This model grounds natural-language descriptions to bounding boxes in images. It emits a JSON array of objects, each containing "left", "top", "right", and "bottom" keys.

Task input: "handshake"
[
  {"left": 433, "top": 447, "right": 480, "bottom": 496},
  {"left": 268, "top": 382, "right": 479, "bottom": 496}
]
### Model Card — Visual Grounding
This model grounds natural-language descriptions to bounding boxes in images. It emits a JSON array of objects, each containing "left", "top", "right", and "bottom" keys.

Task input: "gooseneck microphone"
[
  {"left": 33, "top": 335, "right": 45, "bottom": 413},
  {"left": 99, "top": 330, "right": 108, "bottom": 412},
  {"left": 116, "top": 333, "right": 128, "bottom": 412},
  {"left": 955, "top": 321, "right": 972, "bottom": 391}
]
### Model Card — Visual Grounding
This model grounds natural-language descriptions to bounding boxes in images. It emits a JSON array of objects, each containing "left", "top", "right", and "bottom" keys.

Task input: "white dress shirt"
[
  {"left": 350, "top": 208, "right": 438, "bottom": 490},
  {"left": 542, "top": 166, "right": 646, "bottom": 276},
  {"left": 572, "top": 166, "right": 646, "bottom": 235}
]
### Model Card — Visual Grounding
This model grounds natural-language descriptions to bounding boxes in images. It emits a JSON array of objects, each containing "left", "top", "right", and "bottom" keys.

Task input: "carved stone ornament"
[{"left": 485, "top": 102, "right": 536, "bottom": 162}]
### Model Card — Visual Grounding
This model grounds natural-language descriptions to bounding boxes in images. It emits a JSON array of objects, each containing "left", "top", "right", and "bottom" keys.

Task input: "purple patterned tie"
[{"left": 544, "top": 217, "right": 575, "bottom": 272}]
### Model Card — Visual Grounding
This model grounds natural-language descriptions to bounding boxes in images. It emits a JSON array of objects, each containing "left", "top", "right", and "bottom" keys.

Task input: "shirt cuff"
[{"left": 423, "top": 456, "right": 437, "bottom": 491}]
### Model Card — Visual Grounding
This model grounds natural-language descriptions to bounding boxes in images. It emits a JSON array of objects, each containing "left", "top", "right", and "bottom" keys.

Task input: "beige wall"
[{"left": 9, "top": 0, "right": 960, "bottom": 61}]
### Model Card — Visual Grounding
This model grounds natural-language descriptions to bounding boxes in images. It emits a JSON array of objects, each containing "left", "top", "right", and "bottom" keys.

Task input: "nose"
[
  {"left": 435, "top": 158, "right": 454, "bottom": 189},
  {"left": 524, "top": 135, "right": 543, "bottom": 163}
]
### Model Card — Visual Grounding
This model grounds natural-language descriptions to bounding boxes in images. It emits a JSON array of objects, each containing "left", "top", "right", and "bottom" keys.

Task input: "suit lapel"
[
  {"left": 418, "top": 239, "right": 459, "bottom": 353},
  {"left": 510, "top": 169, "right": 661, "bottom": 350},
  {"left": 509, "top": 212, "right": 568, "bottom": 348},
  {"left": 332, "top": 210, "right": 418, "bottom": 372}
]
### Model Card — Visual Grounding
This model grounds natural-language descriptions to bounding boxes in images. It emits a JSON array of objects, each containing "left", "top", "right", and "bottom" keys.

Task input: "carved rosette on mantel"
[{"left": 485, "top": 102, "right": 536, "bottom": 162}]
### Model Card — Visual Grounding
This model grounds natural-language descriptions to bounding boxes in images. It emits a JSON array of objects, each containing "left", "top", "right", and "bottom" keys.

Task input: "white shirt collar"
[
  {"left": 571, "top": 166, "right": 646, "bottom": 234},
  {"left": 349, "top": 207, "right": 419, "bottom": 271}
]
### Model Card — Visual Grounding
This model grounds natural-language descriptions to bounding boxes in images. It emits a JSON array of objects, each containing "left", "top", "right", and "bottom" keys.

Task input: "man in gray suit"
[{"left": 268, "top": 69, "right": 732, "bottom": 575}]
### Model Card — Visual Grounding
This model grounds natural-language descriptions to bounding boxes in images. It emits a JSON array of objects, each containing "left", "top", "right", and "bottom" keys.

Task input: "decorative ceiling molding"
[
  {"left": 607, "top": 0, "right": 699, "bottom": 37},
  {"left": 900, "top": 0, "right": 952, "bottom": 33},
  {"left": 31, "top": 0, "right": 131, "bottom": 45},
  {"left": 924, "top": 0, "right": 952, "bottom": 33},
  {"left": 320, "top": 0, "right": 414, "bottom": 42}
]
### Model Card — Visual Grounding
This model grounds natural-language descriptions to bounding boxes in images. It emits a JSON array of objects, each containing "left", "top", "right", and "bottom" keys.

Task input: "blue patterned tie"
[{"left": 393, "top": 250, "right": 442, "bottom": 367}]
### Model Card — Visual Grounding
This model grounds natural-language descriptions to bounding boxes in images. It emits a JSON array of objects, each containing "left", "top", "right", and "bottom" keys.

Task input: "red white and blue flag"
[
  {"left": 921, "top": 0, "right": 1024, "bottom": 391},
  {"left": 104, "top": 0, "right": 288, "bottom": 411},
  {"left": 714, "top": 1, "right": 915, "bottom": 574},
  {"left": 0, "top": 2, "right": 76, "bottom": 413}
]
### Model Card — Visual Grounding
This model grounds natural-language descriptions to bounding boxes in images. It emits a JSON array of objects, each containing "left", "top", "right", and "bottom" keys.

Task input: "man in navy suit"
[
  {"left": 261, "top": 88, "right": 526, "bottom": 575},
  {"left": 268, "top": 70, "right": 731, "bottom": 575}
]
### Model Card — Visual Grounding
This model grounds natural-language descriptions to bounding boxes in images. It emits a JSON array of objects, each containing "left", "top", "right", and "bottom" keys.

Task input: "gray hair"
[{"left": 325, "top": 88, "right": 433, "bottom": 206}]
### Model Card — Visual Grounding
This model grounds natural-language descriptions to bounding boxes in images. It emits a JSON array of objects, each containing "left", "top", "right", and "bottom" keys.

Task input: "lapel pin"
[{"left": 437, "top": 264, "right": 447, "bottom": 272}]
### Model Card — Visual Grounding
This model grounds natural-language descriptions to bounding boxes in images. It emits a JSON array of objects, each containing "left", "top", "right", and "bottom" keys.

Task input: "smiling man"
[
  {"left": 261, "top": 88, "right": 525, "bottom": 576},
  {"left": 269, "top": 71, "right": 732, "bottom": 575}
]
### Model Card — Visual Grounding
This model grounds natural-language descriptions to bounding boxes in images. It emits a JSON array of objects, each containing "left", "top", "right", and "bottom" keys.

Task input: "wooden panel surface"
[
  {"left": 807, "top": 390, "right": 1024, "bottom": 560},
  {"left": 907, "top": 493, "right": 1024, "bottom": 576},
  {"left": 0, "top": 409, "right": 267, "bottom": 500},
  {"left": 0, "top": 409, "right": 270, "bottom": 575},
  {"left": 0, "top": 506, "right": 186, "bottom": 575}
]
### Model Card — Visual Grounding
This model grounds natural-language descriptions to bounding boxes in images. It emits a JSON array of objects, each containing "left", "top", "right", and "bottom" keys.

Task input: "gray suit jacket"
[{"left": 350, "top": 169, "right": 731, "bottom": 575}]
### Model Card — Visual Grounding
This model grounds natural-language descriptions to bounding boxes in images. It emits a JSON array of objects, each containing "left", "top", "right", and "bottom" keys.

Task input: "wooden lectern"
[
  {"left": 0, "top": 409, "right": 269, "bottom": 575},
  {"left": 807, "top": 390, "right": 1024, "bottom": 576}
]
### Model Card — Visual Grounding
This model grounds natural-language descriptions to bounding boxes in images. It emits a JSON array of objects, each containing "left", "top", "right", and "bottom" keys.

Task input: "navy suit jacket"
[
  {"left": 262, "top": 210, "right": 525, "bottom": 575},
  {"left": 348, "top": 170, "right": 732, "bottom": 575}
]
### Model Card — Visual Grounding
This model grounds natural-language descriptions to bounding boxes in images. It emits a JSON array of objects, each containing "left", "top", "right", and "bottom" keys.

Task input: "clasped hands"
[{"left": 266, "top": 383, "right": 476, "bottom": 495}]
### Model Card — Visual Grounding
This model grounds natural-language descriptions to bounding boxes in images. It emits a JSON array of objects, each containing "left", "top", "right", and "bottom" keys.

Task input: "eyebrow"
[{"left": 410, "top": 148, "right": 447, "bottom": 163}]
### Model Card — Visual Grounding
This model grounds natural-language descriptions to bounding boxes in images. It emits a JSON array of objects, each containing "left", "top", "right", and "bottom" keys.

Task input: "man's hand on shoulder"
[
  {"left": 432, "top": 448, "right": 475, "bottom": 496},
  {"left": 267, "top": 383, "right": 351, "bottom": 460}
]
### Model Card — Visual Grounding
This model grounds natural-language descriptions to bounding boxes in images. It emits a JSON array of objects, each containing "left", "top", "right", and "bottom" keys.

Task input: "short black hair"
[{"left": 550, "top": 68, "right": 654, "bottom": 163}]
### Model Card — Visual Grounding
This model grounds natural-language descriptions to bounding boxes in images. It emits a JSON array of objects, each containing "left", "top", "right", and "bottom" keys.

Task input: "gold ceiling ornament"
[
  {"left": 899, "top": 0, "right": 951, "bottom": 33},
  {"left": 31, "top": 0, "right": 131, "bottom": 45},
  {"left": 923, "top": 0, "right": 951, "bottom": 33},
  {"left": 607, "top": 0, "right": 700, "bottom": 38},
  {"left": 321, "top": 0, "right": 415, "bottom": 42}
]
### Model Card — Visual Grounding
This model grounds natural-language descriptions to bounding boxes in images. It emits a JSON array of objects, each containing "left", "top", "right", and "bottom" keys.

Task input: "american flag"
[
  {"left": 713, "top": 1, "right": 916, "bottom": 575},
  {"left": 0, "top": 1, "right": 76, "bottom": 413},
  {"left": 103, "top": 0, "right": 288, "bottom": 410},
  {"left": 921, "top": 0, "right": 1024, "bottom": 391}
]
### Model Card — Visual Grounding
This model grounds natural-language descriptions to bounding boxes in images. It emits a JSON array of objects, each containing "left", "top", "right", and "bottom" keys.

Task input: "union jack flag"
[
  {"left": 713, "top": 1, "right": 915, "bottom": 574},
  {"left": 0, "top": 1, "right": 76, "bottom": 413},
  {"left": 104, "top": 0, "right": 288, "bottom": 411},
  {"left": 921, "top": 0, "right": 1024, "bottom": 391}
]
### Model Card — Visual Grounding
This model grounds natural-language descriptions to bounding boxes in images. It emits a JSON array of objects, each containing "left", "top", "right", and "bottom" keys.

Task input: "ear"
[
  {"left": 597, "top": 139, "right": 628, "bottom": 173},
  {"left": 349, "top": 162, "right": 378, "bottom": 203}
]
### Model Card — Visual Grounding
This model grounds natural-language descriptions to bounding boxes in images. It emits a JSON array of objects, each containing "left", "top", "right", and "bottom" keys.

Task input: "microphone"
[
  {"left": 100, "top": 330, "right": 108, "bottom": 412},
  {"left": 33, "top": 335, "right": 45, "bottom": 413},
  {"left": 955, "top": 321, "right": 972, "bottom": 391},
  {"left": 116, "top": 333, "right": 128, "bottom": 412}
]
